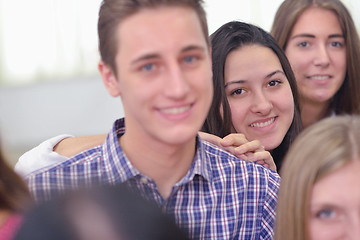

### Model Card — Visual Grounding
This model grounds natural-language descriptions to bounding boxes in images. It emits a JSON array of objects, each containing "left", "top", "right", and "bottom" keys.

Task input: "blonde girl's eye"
[{"left": 316, "top": 208, "right": 336, "bottom": 220}]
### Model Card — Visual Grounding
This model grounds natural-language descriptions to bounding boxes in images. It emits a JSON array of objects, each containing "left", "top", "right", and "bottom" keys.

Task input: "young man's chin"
[{"left": 155, "top": 126, "right": 199, "bottom": 145}]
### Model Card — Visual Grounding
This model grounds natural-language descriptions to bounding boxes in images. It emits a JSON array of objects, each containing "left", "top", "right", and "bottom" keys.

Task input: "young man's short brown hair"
[{"left": 98, "top": 0, "right": 209, "bottom": 75}]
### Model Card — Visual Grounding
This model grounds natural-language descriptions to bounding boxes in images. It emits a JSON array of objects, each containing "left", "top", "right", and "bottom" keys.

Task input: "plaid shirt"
[{"left": 26, "top": 118, "right": 280, "bottom": 240}]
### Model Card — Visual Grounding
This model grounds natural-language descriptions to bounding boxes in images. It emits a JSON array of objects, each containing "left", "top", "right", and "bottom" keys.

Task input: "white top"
[{"left": 15, "top": 134, "right": 72, "bottom": 177}]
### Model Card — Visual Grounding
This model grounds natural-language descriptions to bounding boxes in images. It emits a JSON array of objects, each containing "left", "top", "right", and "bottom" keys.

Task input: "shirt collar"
[
  {"left": 102, "top": 118, "right": 213, "bottom": 184},
  {"left": 102, "top": 118, "right": 141, "bottom": 182},
  {"left": 186, "top": 135, "right": 213, "bottom": 181}
]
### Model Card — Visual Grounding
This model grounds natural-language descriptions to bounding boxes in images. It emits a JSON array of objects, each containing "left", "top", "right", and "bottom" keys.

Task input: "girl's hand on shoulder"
[
  {"left": 199, "top": 132, "right": 277, "bottom": 172},
  {"left": 221, "top": 133, "right": 277, "bottom": 172}
]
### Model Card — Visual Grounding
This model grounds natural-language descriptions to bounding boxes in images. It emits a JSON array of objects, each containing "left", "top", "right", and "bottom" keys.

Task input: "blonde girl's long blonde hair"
[{"left": 275, "top": 115, "right": 360, "bottom": 240}]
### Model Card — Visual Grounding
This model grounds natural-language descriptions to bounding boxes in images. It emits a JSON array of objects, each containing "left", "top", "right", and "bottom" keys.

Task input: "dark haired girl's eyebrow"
[
  {"left": 224, "top": 70, "right": 285, "bottom": 88},
  {"left": 224, "top": 80, "right": 246, "bottom": 88},
  {"left": 266, "top": 70, "right": 285, "bottom": 79}
]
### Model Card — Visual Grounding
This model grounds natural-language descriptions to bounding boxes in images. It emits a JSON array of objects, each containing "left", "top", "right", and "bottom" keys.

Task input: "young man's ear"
[{"left": 98, "top": 61, "right": 121, "bottom": 97}]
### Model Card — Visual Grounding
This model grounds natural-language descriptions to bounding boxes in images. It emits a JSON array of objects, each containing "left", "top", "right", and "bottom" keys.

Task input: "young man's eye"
[
  {"left": 141, "top": 63, "right": 155, "bottom": 72},
  {"left": 183, "top": 56, "right": 197, "bottom": 63},
  {"left": 268, "top": 80, "right": 282, "bottom": 87}
]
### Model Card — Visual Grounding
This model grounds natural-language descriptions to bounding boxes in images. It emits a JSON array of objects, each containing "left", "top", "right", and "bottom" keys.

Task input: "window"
[
  {"left": 0, "top": 0, "right": 101, "bottom": 86},
  {"left": 0, "top": 0, "right": 359, "bottom": 86}
]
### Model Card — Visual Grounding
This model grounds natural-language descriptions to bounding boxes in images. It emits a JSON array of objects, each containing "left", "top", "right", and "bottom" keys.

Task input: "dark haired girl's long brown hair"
[{"left": 0, "top": 148, "right": 31, "bottom": 213}]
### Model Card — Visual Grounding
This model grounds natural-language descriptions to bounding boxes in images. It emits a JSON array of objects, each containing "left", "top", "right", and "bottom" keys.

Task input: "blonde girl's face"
[
  {"left": 285, "top": 7, "right": 346, "bottom": 105},
  {"left": 309, "top": 161, "right": 360, "bottom": 240}
]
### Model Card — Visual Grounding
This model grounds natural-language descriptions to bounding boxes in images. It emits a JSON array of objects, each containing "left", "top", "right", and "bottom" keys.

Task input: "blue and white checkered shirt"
[{"left": 26, "top": 118, "right": 280, "bottom": 239}]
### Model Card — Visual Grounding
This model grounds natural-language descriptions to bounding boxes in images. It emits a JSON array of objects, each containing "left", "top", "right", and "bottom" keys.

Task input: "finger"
[
  {"left": 235, "top": 152, "right": 276, "bottom": 172},
  {"left": 220, "top": 146, "right": 237, "bottom": 156},
  {"left": 258, "top": 162, "right": 270, "bottom": 169},
  {"left": 255, "top": 160, "right": 265, "bottom": 165},
  {"left": 249, "top": 151, "right": 277, "bottom": 172},
  {"left": 255, "top": 160, "right": 270, "bottom": 168},
  {"left": 234, "top": 153, "right": 249, "bottom": 161},
  {"left": 233, "top": 140, "right": 262, "bottom": 155},
  {"left": 234, "top": 152, "right": 256, "bottom": 162},
  {"left": 222, "top": 147, "right": 255, "bottom": 161},
  {"left": 198, "top": 132, "right": 222, "bottom": 146},
  {"left": 220, "top": 133, "right": 248, "bottom": 147}
]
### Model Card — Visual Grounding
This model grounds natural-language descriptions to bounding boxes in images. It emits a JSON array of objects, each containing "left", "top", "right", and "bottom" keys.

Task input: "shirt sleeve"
[
  {"left": 14, "top": 134, "right": 74, "bottom": 177},
  {"left": 260, "top": 171, "right": 280, "bottom": 240}
]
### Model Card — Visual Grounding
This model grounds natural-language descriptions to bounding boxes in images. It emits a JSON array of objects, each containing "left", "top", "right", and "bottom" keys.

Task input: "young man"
[{"left": 25, "top": 0, "right": 280, "bottom": 239}]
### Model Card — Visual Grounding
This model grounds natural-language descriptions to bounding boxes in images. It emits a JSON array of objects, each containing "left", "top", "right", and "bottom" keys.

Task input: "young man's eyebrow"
[
  {"left": 131, "top": 53, "right": 160, "bottom": 65},
  {"left": 181, "top": 45, "right": 206, "bottom": 53},
  {"left": 130, "top": 45, "right": 206, "bottom": 65}
]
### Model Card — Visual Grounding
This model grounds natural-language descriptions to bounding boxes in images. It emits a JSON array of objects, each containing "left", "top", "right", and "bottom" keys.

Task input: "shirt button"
[{"left": 140, "top": 177, "right": 148, "bottom": 184}]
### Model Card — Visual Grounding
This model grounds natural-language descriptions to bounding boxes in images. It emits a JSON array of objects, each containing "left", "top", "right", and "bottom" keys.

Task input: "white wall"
[
  {"left": 205, "top": 0, "right": 360, "bottom": 34},
  {"left": 1, "top": 0, "right": 360, "bottom": 165},
  {"left": 0, "top": 77, "right": 123, "bottom": 165},
  {"left": 205, "top": 0, "right": 284, "bottom": 33}
]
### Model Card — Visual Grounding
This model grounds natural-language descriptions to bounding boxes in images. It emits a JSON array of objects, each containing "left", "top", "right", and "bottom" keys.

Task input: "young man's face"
[{"left": 102, "top": 6, "right": 213, "bottom": 146}]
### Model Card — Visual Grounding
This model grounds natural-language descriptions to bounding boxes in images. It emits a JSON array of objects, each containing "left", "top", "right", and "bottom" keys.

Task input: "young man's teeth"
[
  {"left": 161, "top": 106, "right": 190, "bottom": 114},
  {"left": 250, "top": 118, "right": 275, "bottom": 128}
]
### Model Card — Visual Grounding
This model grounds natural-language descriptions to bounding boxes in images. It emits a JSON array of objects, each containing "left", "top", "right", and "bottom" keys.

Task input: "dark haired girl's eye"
[
  {"left": 268, "top": 80, "right": 282, "bottom": 87},
  {"left": 231, "top": 88, "right": 245, "bottom": 96}
]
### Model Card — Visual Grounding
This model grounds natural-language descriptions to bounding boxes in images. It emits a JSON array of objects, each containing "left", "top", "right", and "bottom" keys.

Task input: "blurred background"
[{"left": 1, "top": 0, "right": 359, "bottom": 165}]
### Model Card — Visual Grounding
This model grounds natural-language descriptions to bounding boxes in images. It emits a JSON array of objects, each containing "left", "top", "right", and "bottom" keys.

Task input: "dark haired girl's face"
[{"left": 224, "top": 44, "right": 294, "bottom": 150}]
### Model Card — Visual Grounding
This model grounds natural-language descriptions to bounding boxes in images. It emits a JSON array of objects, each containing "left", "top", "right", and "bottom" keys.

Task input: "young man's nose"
[{"left": 163, "top": 65, "right": 190, "bottom": 99}]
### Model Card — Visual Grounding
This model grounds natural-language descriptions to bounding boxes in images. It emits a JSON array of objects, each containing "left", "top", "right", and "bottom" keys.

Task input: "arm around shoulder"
[
  {"left": 53, "top": 134, "right": 106, "bottom": 157},
  {"left": 15, "top": 134, "right": 74, "bottom": 177}
]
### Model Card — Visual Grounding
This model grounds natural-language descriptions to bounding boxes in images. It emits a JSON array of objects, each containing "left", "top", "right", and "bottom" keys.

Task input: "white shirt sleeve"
[{"left": 15, "top": 134, "right": 74, "bottom": 177}]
